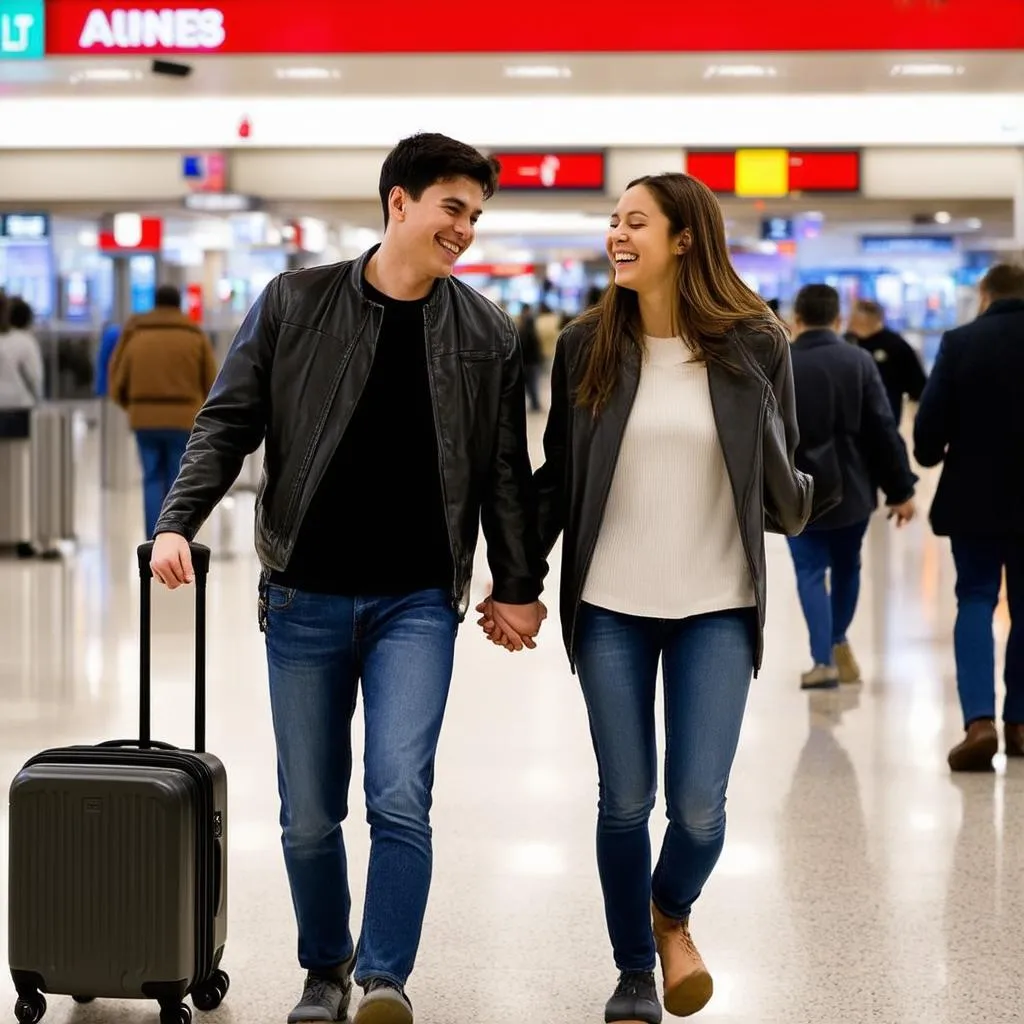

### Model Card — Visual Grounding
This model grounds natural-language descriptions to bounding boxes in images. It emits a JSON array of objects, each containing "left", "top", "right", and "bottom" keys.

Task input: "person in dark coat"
[
  {"left": 846, "top": 299, "right": 927, "bottom": 424},
  {"left": 914, "top": 262, "right": 1024, "bottom": 772},
  {"left": 517, "top": 305, "right": 542, "bottom": 412},
  {"left": 787, "top": 285, "right": 918, "bottom": 690}
]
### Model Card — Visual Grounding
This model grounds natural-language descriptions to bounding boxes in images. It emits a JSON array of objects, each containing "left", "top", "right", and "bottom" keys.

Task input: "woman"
[{"left": 482, "top": 174, "right": 812, "bottom": 1021}]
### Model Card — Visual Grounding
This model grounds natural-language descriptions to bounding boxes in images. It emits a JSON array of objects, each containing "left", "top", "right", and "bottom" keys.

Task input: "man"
[
  {"left": 149, "top": 134, "right": 548, "bottom": 1024},
  {"left": 914, "top": 263, "right": 1024, "bottom": 772},
  {"left": 846, "top": 299, "right": 927, "bottom": 425},
  {"left": 109, "top": 284, "right": 218, "bottom": 538},
  {"left": 787, "top": 284, "right": 917, "bottom": 690}
]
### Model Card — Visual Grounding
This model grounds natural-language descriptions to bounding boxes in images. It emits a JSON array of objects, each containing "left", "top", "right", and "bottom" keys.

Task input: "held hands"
[{"left": 475, "top": 596, "right": 547, "bottom": 653}]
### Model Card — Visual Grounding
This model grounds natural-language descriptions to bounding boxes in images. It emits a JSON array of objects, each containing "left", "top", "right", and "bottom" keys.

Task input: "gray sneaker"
[
  {"left": 353, "top": 978, "right": 413, "bottom": 1024},
  {"left": 288, "top": 959, "right": 355, "bottom": 1023}
]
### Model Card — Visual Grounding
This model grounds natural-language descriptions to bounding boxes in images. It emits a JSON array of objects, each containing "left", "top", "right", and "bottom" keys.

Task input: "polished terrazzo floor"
[{"left": 0, "top": 409, "right": 1018, "bottom": 1024}]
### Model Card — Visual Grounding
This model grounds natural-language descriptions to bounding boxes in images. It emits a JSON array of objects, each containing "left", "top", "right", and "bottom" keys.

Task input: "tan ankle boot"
[
  {"left": 652, "top": 904, "right": 713, "bottom": 1017},
  {"left": 947, "top": 719, "right": 998, "bottom": 772}
]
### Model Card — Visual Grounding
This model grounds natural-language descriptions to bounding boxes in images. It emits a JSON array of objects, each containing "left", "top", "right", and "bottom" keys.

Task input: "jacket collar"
[
  {"left": 982, "top": 298, "right": 1024, "bottom": 318},
  {"left": 130, "top": 307, "right": 198, "bottom": 331},
  {"left": 350, "top": 244, "right": 451, "bottom": 322},
  {"left": 791, "top": 327, "right": 844, "bottom": 351}
]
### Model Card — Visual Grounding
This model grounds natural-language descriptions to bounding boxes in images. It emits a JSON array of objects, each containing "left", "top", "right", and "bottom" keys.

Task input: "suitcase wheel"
[
  {"left": 159, "top": 1004, "right": 192, "bottom": 1024},
  {"left": 14, "top": 994, "right": 45, "bottom": 1024},
  {"left": 71, "top": 997, "right": 95, "bottom": 1005},
  {"left": 191, "top": 970, "right": 229, "bottom": 1013}
]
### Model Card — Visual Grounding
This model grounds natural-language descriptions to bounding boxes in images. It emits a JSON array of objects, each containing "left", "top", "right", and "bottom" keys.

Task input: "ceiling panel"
[{"left": 1, "top": 52, "right": 1022, "bottom": 99}]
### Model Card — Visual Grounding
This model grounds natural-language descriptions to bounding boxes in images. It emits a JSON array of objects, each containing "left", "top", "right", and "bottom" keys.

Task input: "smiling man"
[{"left": 147, "top": 133, "right": 547, "bottom": 1024}]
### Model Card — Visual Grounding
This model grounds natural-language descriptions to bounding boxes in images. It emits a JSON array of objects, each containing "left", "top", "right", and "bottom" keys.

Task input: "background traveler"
[
  {"left": 787, "top": 284, "right": 917, "bottom": 690},
  {"left": 109, "top": 284, "right": 218, "bottom": 538},
  {"left": 914, "top": 262, "right": 1024, "bottom": 772}
]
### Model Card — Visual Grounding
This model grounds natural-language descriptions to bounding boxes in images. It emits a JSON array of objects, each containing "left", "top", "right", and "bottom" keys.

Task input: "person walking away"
[
  {"left": 535, "top": 302, "right": 561, "bottom": 364},
  {"left": 483, "top": 172, "right": 812, "bottom": 1023},
  {"left": 518, "top": 305, "right": 543, "bottom": 412},
  {"left": 913, "top": 263, "right": 1024, "bottom": 772},
  {"left": 846, "top": 299, "right": 927, "bottom": 425},
  {"left": 109, "top": 285, "right": 217, "bottom": 538},
  {"left": 0, "top": 295, "right": 44, "bottom": 407},
  {"left": 147, "top": 134, "right": 547, "bottom": 1024},
  {"left": 787, "top": 284, "right": 918, "bottom": 690}
]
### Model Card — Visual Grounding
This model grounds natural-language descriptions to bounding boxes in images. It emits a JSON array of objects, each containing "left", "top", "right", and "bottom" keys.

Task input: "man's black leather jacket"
[
  {"left": 535, "top": 322, "right": 814, "bottom": 674},
  {"left": 154, "top": 247, "right": 544, "bottom": 614}
]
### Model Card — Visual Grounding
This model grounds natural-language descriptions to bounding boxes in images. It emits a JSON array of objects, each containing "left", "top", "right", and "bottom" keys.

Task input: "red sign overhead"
[
  {"left": 493, "top": 152, "right": 605, "bottom": 192},
  {"left": 98, "top": 216, "right": 163, "bottom": 251},
  {"left": 44, "top": 0, "right": 1024, "bottom": 55},
  {"left": 686, "top": 150, "right": 861, "bottom": 195}
]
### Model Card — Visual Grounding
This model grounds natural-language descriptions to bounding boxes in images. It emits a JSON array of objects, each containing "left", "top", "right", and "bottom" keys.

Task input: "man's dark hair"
[
  {"left": 981, "top": 262, "right": 1024, "bottom": 301},
  {"left": 378, "top": 133, "right": 500, "bottom": 227},
  {"left": 0, "top": 290, "right": 9, "bottom": 334},
  {"left": 853, "top": 298, "right": 885, "bottom": 322},
  {"left": 8, "top": 297, "right": 33, "bottom": 330},
  {"left": 794, "top": 284, "right": 841, "bottom": 328},
  {"left": 155, "top": 284, "right": 182, "bottom": 309}
]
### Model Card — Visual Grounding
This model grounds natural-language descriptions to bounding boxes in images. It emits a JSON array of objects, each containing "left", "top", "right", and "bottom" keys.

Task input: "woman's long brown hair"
[{"left": 575, "top": 173, "right": 783, "bottom": 412}]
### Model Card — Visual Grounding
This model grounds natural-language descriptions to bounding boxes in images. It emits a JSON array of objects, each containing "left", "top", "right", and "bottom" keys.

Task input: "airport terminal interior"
[{"left": 2, "top": 1, "right": 1024, "bottom": 1022}]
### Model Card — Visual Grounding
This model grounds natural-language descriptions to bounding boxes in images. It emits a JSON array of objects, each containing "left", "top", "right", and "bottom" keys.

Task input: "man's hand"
[
  {"left": 475, "top": 597, "right": 547, "bottom": 652},
  {"left": 887, "top": 499, "right": 916, "bottom": 528},
  {"left": 151, "top": 532, "right": 195, "bottom": 589}
]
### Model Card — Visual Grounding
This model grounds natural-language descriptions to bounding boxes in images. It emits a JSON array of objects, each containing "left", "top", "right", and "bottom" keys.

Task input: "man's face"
[
  {"left": 847, "top": 308, "right": 882, "bottom": 339},
  {"left": 386, "top": 176, "right": 483, "bottom": 280}
]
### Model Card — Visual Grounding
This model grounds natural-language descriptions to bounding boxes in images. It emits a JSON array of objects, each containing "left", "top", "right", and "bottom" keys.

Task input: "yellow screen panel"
[{"left": 735, "top": 149, "right": 789, "bottom": 197}]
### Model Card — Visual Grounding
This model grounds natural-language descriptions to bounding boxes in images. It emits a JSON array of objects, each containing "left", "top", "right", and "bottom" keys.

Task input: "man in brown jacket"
[{"left": 110, "top": 285, "right": 218, "bottom": 537}]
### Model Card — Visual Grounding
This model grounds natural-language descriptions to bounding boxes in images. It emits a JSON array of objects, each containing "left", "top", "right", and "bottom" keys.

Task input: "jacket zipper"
[
  {"left": 423, "top": 306, "right": 461, "bottom": 608},
  {"left": 279, "top": 309, "right": 372, "bottom": 540}
]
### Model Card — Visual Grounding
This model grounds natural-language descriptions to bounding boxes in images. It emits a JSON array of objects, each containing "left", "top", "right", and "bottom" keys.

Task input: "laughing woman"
[{"left": 532, "top": 174, "right": 811, "bottom": 1022}]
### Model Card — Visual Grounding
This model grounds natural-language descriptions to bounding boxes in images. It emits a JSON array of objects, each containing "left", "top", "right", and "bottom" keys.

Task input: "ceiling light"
[
  {"left": 890, "top": 63, "right": 965, "bottom": 77},
  {"left": 274, "top": 67, "right": 340, "bottom": 80},
  {"left": 966, "top": 217, "right": 983, "bottom": 230},
  {"left": 704, "top": 65, "right": 778, "bottom": 79},
  {"left": 69, "top": 68, "right": 143, "bottom": 84},
  {"left": 934, "top": 211, "right": 952, "bottom": 225},
  {"left": 503, "top": 65, "right": 572, "bottom": 80}
]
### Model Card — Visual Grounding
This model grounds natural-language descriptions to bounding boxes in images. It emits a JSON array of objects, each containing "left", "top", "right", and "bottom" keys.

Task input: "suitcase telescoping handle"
[{"left": 136, "top": 540, "right": 212, "bottom": 754}]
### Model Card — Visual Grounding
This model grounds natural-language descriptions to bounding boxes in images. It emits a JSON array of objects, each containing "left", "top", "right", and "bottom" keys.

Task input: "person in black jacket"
[
  {"left": 914, "top": 262, "right": 1024, "bottom": 773},
  {"left": 788, "top": 284, "right": 918, "bottom": 690},
  {"left": 149, "top": 134, "right": 547, "bottom": 1024},
  {"left": 517, "top": 304, "right": 543, "bottom": 412},
  {"left": 484, "top": 172, "right": 811, "bottom": 1024},
  {"left": 846, "top": 299, "right": 927, "bottom": 424}
]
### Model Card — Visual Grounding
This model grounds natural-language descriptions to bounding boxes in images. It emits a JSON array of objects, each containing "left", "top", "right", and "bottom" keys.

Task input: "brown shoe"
[
  {"left": 948, "top": 719, "right": 998, "bottom": 772},
  {"left": 832, "top": 642, "right": 862, "bottom": 684},
  {"left": 1005, "top": 723, "right": 1024, "bottom": 758},
  {"left": 652, "top": 904, "right": 713, "bottom": 1018}
]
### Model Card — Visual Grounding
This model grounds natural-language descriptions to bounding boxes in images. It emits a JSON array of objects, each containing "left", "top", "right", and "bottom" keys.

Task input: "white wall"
[{"left": 0, "top": 94, "right": 1021, "bottom": 149}]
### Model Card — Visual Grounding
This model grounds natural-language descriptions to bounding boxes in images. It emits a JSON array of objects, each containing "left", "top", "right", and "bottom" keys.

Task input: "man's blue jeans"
[
  {"left": 263, "top": 585, "right": 458, "bottom": 988},
  {"left": 787, "top": 519, "right": 871, "bottom": 667},
  {"left": 950, "top": 535, "right": 1024, "bottom": 727},
  {"left": 574, "top": 603, "right": 756, "bottom": 972},
  {"left": 135, "top": 428, "right": 189, "bottom": 538}
]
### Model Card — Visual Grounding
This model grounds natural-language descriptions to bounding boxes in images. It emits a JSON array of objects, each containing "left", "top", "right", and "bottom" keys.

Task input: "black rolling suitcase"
[{"left": 8, "top": 542, "right": 229, "bottom": 1024}]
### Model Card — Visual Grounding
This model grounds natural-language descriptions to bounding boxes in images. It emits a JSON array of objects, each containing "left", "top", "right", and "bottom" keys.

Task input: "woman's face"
[{"left": 606, "top": 184, "right": 680, "bottom": 296}]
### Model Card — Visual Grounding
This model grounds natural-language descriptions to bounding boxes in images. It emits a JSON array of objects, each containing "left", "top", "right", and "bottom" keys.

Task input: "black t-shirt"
[
  {"left": 856, "top": 328, "right": 927, "bottom": 423},
  {"left": 270, "top": 277, "right": 454, "bottom": 596}
]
